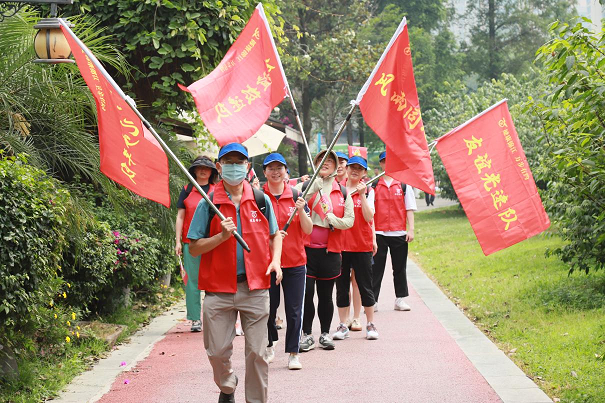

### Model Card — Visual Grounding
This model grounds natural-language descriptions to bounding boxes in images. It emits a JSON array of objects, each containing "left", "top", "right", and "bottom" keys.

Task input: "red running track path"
[{"left": 97, "top": 260, "right": 501, "bottom": 403}]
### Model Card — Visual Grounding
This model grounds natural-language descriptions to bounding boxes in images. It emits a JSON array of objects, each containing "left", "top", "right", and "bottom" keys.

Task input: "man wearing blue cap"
[
  {"left": 335, "top": 151, "right": 349, "bottom": 186},
  {"left": 262, "top": 153, "right": 313, "bottom": 370},
  {"left": 188, "top": 142, "right": 282, "bottom": 403},
  {"left": 372, "top": 151, "right": 417, "bottom": 313}
]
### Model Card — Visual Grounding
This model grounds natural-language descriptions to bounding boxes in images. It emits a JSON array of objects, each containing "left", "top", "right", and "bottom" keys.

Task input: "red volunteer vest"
[
  {"left": 183, "top": 183, "right": 215, "bottom": 244},
  {"left": 374, "top": 178, "right": 407, "bottom": 232},
  {"left": 343, "top": 189, "right": 374, "bottom": 252},
  {"left": 307, "top": 179, "right": 346, "bottom": 253},
  {"left": 198, "top": 181, "right": 271, "bottom": 293},
  {"left": 263, "top": 183, "right": 307, "bottom": 268}
]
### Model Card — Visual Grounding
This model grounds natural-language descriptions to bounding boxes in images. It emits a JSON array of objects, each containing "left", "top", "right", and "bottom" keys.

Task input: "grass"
[
  {"left": 412, "top": 206, "right": 605, "bottom": 403},
  {"left": 0, "top": 286, "right": 183, "bottom": 403}
]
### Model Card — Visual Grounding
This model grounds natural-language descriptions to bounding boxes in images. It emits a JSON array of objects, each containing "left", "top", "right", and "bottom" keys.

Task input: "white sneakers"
[
  {"left": 366, "top": 322, "right": 379, "bottom": 340},
  {"left": 288, "top": 353, "right": 302, "bottom": 370},
  {"left": 394, "top": 297, "right": 411, "bottom": 311},
  {"left": 266, "top": 346, "right": 275, "bottom": 363},
  {"left": 332, "top": 323, "right": 350, "bottom": 340}
]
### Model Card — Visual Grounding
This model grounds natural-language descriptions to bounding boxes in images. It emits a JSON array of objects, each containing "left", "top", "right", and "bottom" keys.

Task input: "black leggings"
[{"left": 302, "top": 277, "right": 336, "bottom": 335}]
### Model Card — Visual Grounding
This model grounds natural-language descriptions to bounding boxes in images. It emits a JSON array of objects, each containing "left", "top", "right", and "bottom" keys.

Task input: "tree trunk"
[
  {"left": 488, "top": 0, "right": 497, "bottom": 79},
  {"left": 346, "top": 118, "right": 353, "bottom": 145},
  {"left": 358, "top": 113, "right": 365, "bottom": 147}
]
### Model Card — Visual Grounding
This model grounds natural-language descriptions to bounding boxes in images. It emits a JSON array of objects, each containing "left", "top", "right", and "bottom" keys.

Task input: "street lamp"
[{"left": 0, "top": 0, "right": 74, "bottom": 63}]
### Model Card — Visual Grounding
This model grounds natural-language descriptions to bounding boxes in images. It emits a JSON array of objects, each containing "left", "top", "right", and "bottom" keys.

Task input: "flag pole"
[
  {"left": 282, "top": 102, "right": 357, "bottom": 230},
  {"left": 58, "top": 19, "right": 251, "bottom": 252},
  {"left": 283, "top": 88, "right": 333, "bottom": 231}
]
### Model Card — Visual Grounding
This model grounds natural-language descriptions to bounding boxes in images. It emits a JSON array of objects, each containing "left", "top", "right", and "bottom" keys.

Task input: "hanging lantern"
[{"left": 33, "top": 18, "right": 74, "bottom": 63}]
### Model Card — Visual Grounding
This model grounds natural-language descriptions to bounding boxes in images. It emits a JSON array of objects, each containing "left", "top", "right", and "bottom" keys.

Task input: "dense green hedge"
[
  {"left": 0, "top": 155, "right": 173, "bottom": 351},
  {"left": 0, "top": 155, "right": 69, "bottom": 347}
]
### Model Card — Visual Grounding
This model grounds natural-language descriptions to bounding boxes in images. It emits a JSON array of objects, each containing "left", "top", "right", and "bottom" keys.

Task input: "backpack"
[
  {"left": 205, "top": 187, "right": 268, "bottom": 236},
  {"left": 372, "top": 180, "right": 406, "bottom": 195},
  {"left": 301, "top": 180, "right": 348, "bottom": 200}
]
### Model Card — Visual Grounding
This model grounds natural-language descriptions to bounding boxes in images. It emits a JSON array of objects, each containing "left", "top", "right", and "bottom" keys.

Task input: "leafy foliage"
[
  {"left": 527, "top": 20, "right": 605, "bottom": 274},
  {"left": 0, "top": 155, "right": 69, "bottom": 348}
]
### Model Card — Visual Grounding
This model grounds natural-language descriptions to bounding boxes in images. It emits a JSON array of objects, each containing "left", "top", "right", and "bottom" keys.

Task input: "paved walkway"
[{"left": 54, "top": 246, "right": 551, "bottom": 403}]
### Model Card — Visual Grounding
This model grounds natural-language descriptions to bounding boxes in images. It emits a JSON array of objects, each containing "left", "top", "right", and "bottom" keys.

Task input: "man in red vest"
[
  {"left": 188, "top": 143, "right": 282, "bottom": 403},
  {"left": 372, "top": 151, "right": 417, "bottom": 312}
]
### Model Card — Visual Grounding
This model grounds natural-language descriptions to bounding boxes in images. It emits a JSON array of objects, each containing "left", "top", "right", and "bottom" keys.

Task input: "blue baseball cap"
[
  {"left": 263, "top": 153, "right": 287, "bottom": 167},
  {"left": 218, "top": 142, "right": 248, "bottom": 159},
  {"left": 347, "top": 156, "right": 368, "bottom": 169},
  {"left": 336, "top": 152, "right": 349, "bottom": 161},
  {"left": 379, "top": 151, "right": 386, "bottom": 161}
]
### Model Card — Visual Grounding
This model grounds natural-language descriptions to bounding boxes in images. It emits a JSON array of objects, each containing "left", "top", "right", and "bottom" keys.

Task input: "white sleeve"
[{"left": 404, "top": 185, "right": 417, "bottom": 211}]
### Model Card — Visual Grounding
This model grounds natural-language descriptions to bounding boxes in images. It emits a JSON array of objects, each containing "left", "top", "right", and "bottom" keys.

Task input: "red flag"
[
  {"left": 435, "top": 100, "right": 550, "bottom": 255},
  {"left": 180, "top": 4, "right": 287, "bottom": 146},
  {"left": 247, "top": 167, "right": 257, "bottom": 182},
  {"left": 179, "top": 256, "right": 188, "bottom": 285},
  {"left": 312, "top": 195, "right": 333, "bottom": 220},
  {"left": 348, "top": 145, "right": 367, "bottom": 159},
  {"left": 355, "top": 18, "right": 435, "bottom": 195},
  {"left": 60, "top": 24, "right": 170, "bottom": 207}
]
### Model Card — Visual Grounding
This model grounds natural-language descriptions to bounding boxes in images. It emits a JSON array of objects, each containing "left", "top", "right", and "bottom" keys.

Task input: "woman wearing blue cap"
[
  {"left": 262, "top": 153, "right": 313, "bottom": 370},
  {"left": 175, "top": 155, "right": 218, "bottom": 332}
]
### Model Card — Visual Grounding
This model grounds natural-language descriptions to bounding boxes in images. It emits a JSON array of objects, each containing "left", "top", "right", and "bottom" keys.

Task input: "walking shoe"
[
  {"left": 190, "top": 320, "right": 202, "bottom": 332},
  {"left": 235, "top": 320, "right": 244, "bottom": 336},
  {"left": 373, "top": 303, "right": 378, "bottom": 312},
  {"left": 350, "top": 318, "right": 362, "bottom": 331},
  {"left": 288, "top": 353, "right": 302, "bottom": 370},
  {"left": 218, "top": 375, "right": 237, "bottom": 402},
  {"left": 266, "top": 346, "right": 275, "bottom": 363},
  {"left": 394, "top": 297, "right": 411, "bottom": 311},
  {"left": 366, "top": 322, "right": 379, "bottom": 340},
  {"left": 319, "top": 333, "right": 335, "bottom": 350},
  {"left": 345, "top": 318, "right": 353, "bottom": 329},
  {"left": 299, "top": 333, "right": 315, "bottom": 352},
  {"left": 332, "top": 323, "right": 350, "bottom": 340}
]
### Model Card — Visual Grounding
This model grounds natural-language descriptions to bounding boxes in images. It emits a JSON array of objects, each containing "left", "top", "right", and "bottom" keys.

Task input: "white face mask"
[{"left": 220, "top": 163, "right": 247, "bottom": 186}]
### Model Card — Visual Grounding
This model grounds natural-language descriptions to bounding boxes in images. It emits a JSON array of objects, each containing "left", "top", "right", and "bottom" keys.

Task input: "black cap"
[{"left": 188, "top": 156, "right": 218, "bottom": 180}]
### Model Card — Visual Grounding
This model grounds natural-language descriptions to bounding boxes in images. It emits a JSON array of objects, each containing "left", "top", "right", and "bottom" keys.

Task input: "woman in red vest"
[
  {"left": 297, "top": 150, "right": 354, "bottom": 352},
  {"left": 174, "top": 156, "right": 217, "bottom": 332},
  {"left": 333, "top": 156, "right": 379, "bottom": 341},
  {"left": 262, "top": 153, "right": 313, "bottom": 370}
]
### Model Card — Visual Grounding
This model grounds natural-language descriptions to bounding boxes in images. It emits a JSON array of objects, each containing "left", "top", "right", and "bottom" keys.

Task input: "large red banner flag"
[
  {"left": 354, "top": 18, "right": 435, "bottom": 195},
  {"left": 179, "top": 3, "right": 287, "bottom": 146},
  {"left": 60, "top": 23, "right": 170, "bottom": 207},
  {"left": 435, "top": 100, "right": 550, "bottom": 255}
]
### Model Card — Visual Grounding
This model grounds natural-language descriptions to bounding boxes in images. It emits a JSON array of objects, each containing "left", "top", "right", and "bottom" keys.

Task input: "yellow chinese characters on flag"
[
  {"left": 60, "top": 24, "right": 170, "bottom": 207},
  {"left": 180, "top": 3, "right": 287, "bottom": 146},
  {"left": 435, "top": 100, "right": 550, "bottom": 256},
  {"left": 354, "top": 17, "right": 435, "bottom": 195}
]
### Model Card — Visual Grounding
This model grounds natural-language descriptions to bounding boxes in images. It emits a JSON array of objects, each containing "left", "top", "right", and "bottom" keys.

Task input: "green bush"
[
  {"left": 61, "top": 221, "right": 115, "bottom": 311},
  {"left": 528, "top": 20, "right": 605, "bottom": 274},
  {"left": 0, "top": 155, "right": 69, "bottom": 347}
]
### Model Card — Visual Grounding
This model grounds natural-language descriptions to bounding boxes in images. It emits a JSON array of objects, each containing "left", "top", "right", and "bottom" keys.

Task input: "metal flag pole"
[
  {"left": 349, "top": 172, "right": 385, "bottom": 196},
  {"left": 282, "top": 102, "right": 357, "bottom": 230},
  {"left": 283, "top": 88, "right": 333, "bottom": 231},
  {"left": 58, "top": 18, "right": 250, "bottom": 252}
]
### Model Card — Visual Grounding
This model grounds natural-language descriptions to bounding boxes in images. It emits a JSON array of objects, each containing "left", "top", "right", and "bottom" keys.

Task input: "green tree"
[
  {"left": 527, "top": 19, "right": 605, "bottom": 273},
  {"left": 71, "top": 0, "right": 280, "bottom": 121},
  {"left": 463, "top": 0, "right": 576, "bottom": 81}
]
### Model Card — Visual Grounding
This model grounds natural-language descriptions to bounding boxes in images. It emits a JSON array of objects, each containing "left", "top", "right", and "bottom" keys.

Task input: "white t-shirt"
[{"left": 375, "top": 177, "right": 416, "bottom": 237}]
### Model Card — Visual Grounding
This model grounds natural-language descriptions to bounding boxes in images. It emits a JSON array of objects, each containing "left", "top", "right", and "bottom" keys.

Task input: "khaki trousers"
[{"left": 203, "top": 281, "right": 269, "bottom": 403}]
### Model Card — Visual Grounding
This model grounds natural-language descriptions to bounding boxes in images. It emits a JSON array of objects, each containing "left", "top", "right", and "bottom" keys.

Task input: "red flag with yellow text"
[
  {"left": 435, "top": 100, "right": 550, "bottom": 255},
  {"left": 348, "top": 145, "right": 367, "bottom": 159},
  {"left": 179, "top": 3, "right": 287, "bottom": 146},
  {"left": 61, "top": 24, "right": 170, "bottom": 207},
  {"left": 355, "top": 18, "right": 435, "bottom": 195}
]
